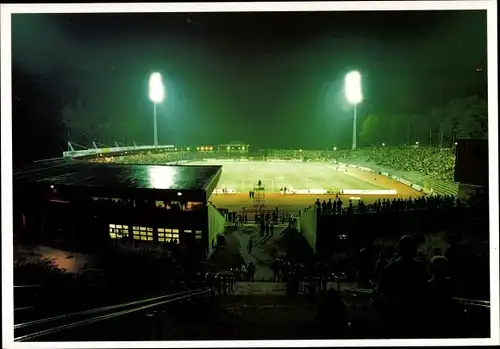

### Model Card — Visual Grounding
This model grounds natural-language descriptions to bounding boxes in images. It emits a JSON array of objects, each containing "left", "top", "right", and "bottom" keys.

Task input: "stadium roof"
[{"left": 14, "top": 159, "right": 221, "bottom": 192}]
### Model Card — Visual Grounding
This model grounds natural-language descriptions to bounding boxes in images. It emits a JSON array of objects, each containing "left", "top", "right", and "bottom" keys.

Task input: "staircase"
[
  {"left": 253, "top": 185, "right": 266, "bottom": 210},
  {"left": 216, "top": 281, "right": 318, "bottom": 339}
]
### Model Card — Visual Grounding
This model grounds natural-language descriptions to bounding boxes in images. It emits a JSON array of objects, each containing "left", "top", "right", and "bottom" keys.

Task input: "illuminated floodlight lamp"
[
  {"left": 345, "top": 71, "right": 362, "bottom": 104},
  {"left": 177, "top": 192, "right": 182, "bottom": 196},
  {"left": 242, "top": 146, "right": 245, "bottom": 150},
  {"left": 187, "top": 147, "right": 190, "bottom": 151},
  {"left": 454, "top": 142, "right": 458, "bottom": 146},
  {"left": 416, "top": 141, "right": 419, "bottom": 145},
  {"left": 299, "top": 149, "right": 302, "bottom": 152},
  {"left": 197, "top": 147, "right": 200, "bottom": 150},
  {"left": 345, "top": 70, "right": 362, "bottom": 151},
  {"left": 227, "top": 146, "right": 230, "bottom": 150},
  {"left": 209, "top": 146, "right": 213, "bottom": 150},
  {"left": 148, "top": 72, "right": 165, "bottom": 146},
  {"left": 382, "top": 143, "right": 386, "bottom": 147},
  {"left": 333, "top": 147, "right": 337, "bottom": 151},
  {"left": 149, "top": 72, "right": 164, "bottom": 103}
]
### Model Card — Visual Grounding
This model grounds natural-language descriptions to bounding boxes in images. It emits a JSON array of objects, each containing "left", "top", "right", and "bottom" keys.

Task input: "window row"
[{"left": 109, "top": 224, "right": 202, "bottom": 242}]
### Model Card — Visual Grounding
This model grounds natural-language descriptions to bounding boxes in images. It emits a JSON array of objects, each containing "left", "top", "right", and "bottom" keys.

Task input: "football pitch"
[{"left": 186, "top": 160, "right": 389, "bottom": 194}]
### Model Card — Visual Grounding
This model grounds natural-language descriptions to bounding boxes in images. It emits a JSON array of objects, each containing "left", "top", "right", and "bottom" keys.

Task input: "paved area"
[{"left": 231, "top": 224, "right": 288, "bottom": 281}]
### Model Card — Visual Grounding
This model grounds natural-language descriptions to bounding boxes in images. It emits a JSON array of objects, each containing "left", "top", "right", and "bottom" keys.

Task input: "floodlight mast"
[
  {"left": 149, "top": 72, "right": 165, "bottom": 146},
  {"left": 345, "top": 71, "right": 363, "bottom": 150}
]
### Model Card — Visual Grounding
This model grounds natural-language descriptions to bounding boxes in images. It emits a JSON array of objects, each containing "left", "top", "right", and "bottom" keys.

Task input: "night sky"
[{"left": 11, "top": 10, "right": 487, "bottom": 164}]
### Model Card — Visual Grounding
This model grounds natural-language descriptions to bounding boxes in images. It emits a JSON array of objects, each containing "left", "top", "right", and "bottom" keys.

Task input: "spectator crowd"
[
  {"left": 269, "top": 233, "right": 486, "bottom": 338},
  {"left": 310, "top": 194, "right": 462, "bottom": 216},
  {"left": 362, "top": 146, "right": 456, "bottom": 181}
]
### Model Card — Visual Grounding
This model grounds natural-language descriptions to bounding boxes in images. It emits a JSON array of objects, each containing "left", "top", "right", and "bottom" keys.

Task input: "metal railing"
[
  {"left": 343, "top": 287, "right": 490, "bottom": 309},
  {"left": 14, "top": 287, "right": 211, "bottom": 342}
]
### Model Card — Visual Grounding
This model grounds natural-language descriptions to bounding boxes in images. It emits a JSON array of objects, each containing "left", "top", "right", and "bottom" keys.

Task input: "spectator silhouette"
[
  {"left": 357, "top": 248, "right": 374, "bottom": 288},
  {"left": 425, "top": 256, "right": 470, "bottom": 337},
  {"left": 374, "top": 251, "right": 389, "bottom": 283},
  {"left": 377, "top": 235, "right": 429, "bottom": 338},
  {"left": 326, "top": 199, "right": 333, "bottom": 214},
  {"left": 272, "top": 258, "right": 281, "bottom": 282},
  {"left": 247, "top": 262, "right": 256, "bottom": 283}
]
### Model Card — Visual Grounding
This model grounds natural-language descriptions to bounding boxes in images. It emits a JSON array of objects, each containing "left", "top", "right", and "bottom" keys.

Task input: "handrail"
[
  {"left": 344, "top": 287, "right": 490, "bottom": 308},
  {"left": 14, "top": 285, "right": 42, "bottom": 288},
  {"left": 15, "top": 289, "right": 202, "bottom": 330},
  {"left": 15, "top": 288, "right": 211, "bottom": 342}
]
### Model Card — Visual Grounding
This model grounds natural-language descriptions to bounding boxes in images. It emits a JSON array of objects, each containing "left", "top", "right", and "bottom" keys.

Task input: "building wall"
[
  {"left": 298, "top": 207, "right": 317, "bottom": 253},
  {"left": 207, "top": 203, "right": 226, "bottom": 258}
]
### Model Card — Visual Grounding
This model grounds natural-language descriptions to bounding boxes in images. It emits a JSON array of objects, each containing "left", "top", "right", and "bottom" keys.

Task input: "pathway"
[{"left": 231, "top": 223, "right": 288, "bottom": 281}]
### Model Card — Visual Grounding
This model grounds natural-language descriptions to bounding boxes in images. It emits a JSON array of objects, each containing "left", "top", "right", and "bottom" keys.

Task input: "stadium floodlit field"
[
  {"left": 189, "top": 160, "right": 385, "bottom": 193},
  {"left": 186, "top": 159, "right": 422, "bottom": 211}
]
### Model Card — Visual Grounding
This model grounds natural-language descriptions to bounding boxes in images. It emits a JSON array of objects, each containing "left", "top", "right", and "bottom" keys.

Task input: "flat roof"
[{"left": 14, "top": 159, "right": 221, "bottom": 192}]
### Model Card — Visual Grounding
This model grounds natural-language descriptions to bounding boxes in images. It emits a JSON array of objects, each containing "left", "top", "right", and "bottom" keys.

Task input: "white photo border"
[{"left": 1, "top": 1, "right": 498, "bottom": 348}]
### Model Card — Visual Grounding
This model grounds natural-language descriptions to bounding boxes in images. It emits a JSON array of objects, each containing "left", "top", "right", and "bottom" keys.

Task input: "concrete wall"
[
  {"left": 298, "top": 207, "right": 318, "bottom": 253},
  {"left": 207, "top": 203, "right": 226, "bottom": 258}
]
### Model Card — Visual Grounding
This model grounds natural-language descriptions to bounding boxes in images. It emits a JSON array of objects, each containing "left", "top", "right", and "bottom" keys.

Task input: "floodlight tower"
[
  {"left": 149, "top": 72, "right": 165, "bottom": 146},
  {"left": 345, "top": 71, "right": 363, "bottom": 150}
]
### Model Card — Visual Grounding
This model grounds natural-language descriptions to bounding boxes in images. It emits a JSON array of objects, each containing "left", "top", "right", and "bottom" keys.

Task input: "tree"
[
  {"left": 61, "top": 97, "right": 105, "bottom": 146},
  {"left": 451, "top": 95, "right": 487, "bottom": 139},
  {"left": 359, "top": 114, "right": 382, "bottom": 146},
  {"left": 386, "top": 114, "right": 406, "bottom": 145}
]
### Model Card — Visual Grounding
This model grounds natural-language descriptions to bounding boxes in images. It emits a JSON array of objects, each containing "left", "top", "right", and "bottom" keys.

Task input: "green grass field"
[{"left": 186, "top": 160, "right": 385, "bottom": 193}]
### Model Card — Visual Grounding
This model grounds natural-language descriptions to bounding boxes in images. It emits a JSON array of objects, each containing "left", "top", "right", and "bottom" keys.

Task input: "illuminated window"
[
  {"left": 184, "top": 230, "right": 192, "bottom": 233},
  {"left": 133, "top": 226, "right": 153, "bottom": 241},
  {"left": 194, "top": 230, "right": 203, "bottom": 240},
  {"left": 156, "top": 200, "right": 165, "bottom": 208},
  {"left": 157, "top": 228, "right": 180, "bottom": 243},
  {"left": 109, "top": 224, "right": 129, "bottom": 239},
  {"left": 186, "top": 202, "right": 203, "bottom": 211}
]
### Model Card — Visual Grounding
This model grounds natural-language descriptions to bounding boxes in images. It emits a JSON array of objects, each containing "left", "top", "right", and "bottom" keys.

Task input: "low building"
[{"left": 14, "top": 159, "right": 226, "bottom": 258}]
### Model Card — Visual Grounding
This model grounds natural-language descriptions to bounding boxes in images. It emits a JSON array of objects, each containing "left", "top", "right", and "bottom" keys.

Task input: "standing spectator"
[
  {"left": 374, "top": 251, "right": 390, "bottom": 283},
  {"left": 247, "top": 262, "right": 256, "bottom": 283},
  {"left": 272, "top": 258, "right": 281, "bottom": 282},
  {"left": 425, "top": 256, "right": 469, "bottom": 337},
  {"left": 377, "top": 235, "right": 429, "bottom": 338},
  {"left": 326, "top": 199, "right": 333, "bottom": 214},
  {"left": 240, "top": 263, "right": 247, "bottom": 281}
]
